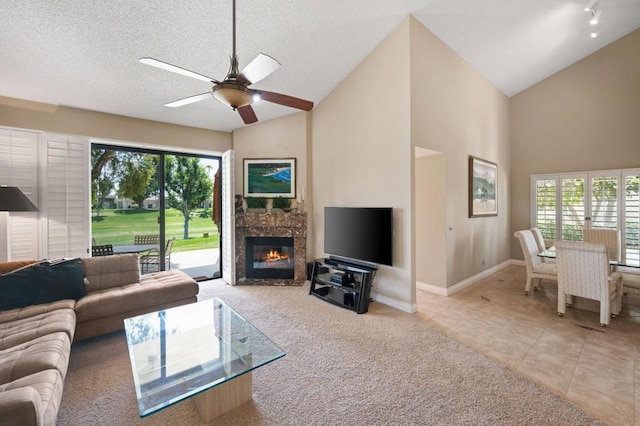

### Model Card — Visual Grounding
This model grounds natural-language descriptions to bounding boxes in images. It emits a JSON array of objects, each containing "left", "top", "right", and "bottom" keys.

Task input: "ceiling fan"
[{"left": 139, "top": 0, "right": 313, "bottom": 125}]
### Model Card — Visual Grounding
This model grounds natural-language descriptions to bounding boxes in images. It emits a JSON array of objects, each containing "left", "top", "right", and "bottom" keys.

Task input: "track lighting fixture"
[{"left": 590, "top": 9, "right": 603, "bottom": 25}]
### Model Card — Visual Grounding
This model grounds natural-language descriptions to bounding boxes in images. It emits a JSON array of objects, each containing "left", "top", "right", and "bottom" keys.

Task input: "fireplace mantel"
[{"left": 235, "top": 211, "right": 307, "bottom": 285}]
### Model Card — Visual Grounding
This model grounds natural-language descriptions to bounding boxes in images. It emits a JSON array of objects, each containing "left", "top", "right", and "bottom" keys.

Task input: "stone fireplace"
[
  {"left": 245, "top": 236, "right": 294, "bottom": 279},
  {"left": 235, "top": 211, "right": 307, "bottom": 285}
]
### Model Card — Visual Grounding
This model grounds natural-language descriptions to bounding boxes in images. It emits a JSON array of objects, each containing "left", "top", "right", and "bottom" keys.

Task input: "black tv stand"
[{"left": 309, "top": 258, "right": 376, "bottom": 314}]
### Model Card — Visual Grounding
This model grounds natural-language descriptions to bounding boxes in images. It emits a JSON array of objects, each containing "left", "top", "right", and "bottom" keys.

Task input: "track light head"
[{"left": 590, "top": 9, "right": 603, "bottom": 25}]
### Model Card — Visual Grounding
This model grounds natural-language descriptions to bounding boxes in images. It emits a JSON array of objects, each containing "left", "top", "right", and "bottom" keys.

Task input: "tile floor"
[{"left": 417, "top": 264, "right": 640, "bottom": 426}]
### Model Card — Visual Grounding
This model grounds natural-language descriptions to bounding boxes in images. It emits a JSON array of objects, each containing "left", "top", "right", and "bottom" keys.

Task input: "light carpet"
[{"left": 58, "top": 280, "right": 603, "bottom": 425}]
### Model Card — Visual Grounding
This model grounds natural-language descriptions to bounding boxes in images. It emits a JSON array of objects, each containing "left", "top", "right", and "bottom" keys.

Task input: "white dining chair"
[
  {"left": 583, "top": 228, "right": 621, "bottom": 263},
  {"left": 555, "top": 240, "right": 622, "bottom": 326},
  {"left": 621, "top": 272, "right": 640, "bottom": 294},
  {"left": 514, "top": 230, "right": 558, "bottom": 295},
  {"left": 530, "top": 227, "right": 555, "bottom": 264}
]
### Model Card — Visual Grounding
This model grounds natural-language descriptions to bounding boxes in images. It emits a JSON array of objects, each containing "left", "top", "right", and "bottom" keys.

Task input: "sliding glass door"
[{"left": 91, "top": 144, "right": 221, "bottom": 280}]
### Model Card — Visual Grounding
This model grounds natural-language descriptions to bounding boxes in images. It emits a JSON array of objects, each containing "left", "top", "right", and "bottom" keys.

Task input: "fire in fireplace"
[{"left": 246, "top": 237, "right": 294, "bottom": 279}]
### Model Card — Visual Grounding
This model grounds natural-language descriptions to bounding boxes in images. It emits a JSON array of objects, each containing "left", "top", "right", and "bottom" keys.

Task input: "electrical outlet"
[{"left": 481, "top": 259, "right": 486, "bottom": 266}]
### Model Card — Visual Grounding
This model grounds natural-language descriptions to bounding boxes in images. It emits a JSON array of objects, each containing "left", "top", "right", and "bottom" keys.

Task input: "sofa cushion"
[
  {"left": 0, "top": 332, "right": 70, "bottom": 385},
  {"left": 0, "top": 259, "right": 87, "bottom": 311},
  {"left": 0, "top": 300, "right": 75, "bottom": 326},
  {"left": 0, "top": 308, "right": 76, "bottom": 350},
  {"left": 0, "top": 369, "right": 64, "bottom": 426},
  {"left": 82, "top": 254, "right": 140, "bottom": 292},
  {"left": 74, "top": 269, "right": 198, "bottom": 323}
]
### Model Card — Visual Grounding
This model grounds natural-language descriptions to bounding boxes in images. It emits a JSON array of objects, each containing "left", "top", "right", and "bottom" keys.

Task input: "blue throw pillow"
[
  {"left": 44, "top": 258, "right": 88, "bottom": 302},
  {"left": 0, "top": 264, "right": 44, "bottom": 310},
  {"left": 0, "top": 258, "right": 87, "bottom": 311}
]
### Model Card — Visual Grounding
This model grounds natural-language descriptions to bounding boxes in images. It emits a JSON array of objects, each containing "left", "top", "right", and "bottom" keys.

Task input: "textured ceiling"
[{"left": 1, "top": 0, "right": 639, "bottom": 133}]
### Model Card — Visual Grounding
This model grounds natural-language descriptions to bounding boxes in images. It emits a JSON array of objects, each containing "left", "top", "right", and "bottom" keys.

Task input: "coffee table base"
[{"left": 192, "top": 372, "right": 253, "bottom": 421}]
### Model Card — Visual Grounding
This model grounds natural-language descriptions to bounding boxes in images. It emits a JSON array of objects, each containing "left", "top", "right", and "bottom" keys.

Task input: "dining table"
[
  {"left": 539, "top": 246, "right": 640, "bottom": 268},
  {"left": 112, "top": 244, "right": 158, "bottom": 255}
]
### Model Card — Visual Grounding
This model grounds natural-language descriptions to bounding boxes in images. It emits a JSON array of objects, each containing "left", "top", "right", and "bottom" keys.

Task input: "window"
[
  {"left": 561, "top": 176, "right": 585, "bottom": 241},
  {"left": 624, "top": 171, "right": 640, "bottom": 265},
  {"left": 532, "top": 168, "right": 640, "bottom": 265},
  {"left": 534, "top": 178, "right": 557, "bottom": 241}
]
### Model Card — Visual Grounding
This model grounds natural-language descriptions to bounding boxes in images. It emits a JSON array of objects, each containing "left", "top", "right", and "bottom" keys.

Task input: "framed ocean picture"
[
  {"left": 468, "top": 155, "right": 498, "bottom": 217},
  {"left": 243, "top": 158, "right": 296, "bottom": 198}
]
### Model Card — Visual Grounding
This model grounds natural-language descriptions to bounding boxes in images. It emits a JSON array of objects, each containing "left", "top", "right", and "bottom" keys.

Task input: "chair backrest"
[
  {"left": 165, "top": 237, "right": 175, "bottom": 253},
  {"left": 165, "top": 238, "right": 175, "bottom": 260},
  {"left": 529, "top": 227, "right": 546, "bottom": 253},
  {"left": 556, "top": 240, "right": 610, "bottom": 301},
  {"left": 134, "top": 234, "right": 160, "bottom": 245},
  {"left": 583, "top": 228, "right": 621, "bottom": 262},
  {"left": 514, "top": 230, "right": 542, "bottom": 272},
  {"left": 92, "top": 244, "right": 113, "bottom": 257}
]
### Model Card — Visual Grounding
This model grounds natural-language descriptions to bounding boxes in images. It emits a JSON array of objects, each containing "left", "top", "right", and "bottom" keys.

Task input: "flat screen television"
[{"left": 324, "top": 207, "right": 393, "bottom": 266}]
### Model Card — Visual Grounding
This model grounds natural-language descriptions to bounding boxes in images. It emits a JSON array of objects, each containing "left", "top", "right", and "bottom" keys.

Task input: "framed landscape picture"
[
  {"left": 468, "top": 155, "right": 498, "bottom": 217},
  {"left": 244, "top": 158, "right": 296, "bottom": 198}
]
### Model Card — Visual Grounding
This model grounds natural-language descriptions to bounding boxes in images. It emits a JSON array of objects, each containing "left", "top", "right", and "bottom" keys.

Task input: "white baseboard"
[
  {"left": 416, "top": 281, "right": 447, "bottom": 296},
  {"left": 371, "top": 293, "right": 418, "bottom": 313},
  {"left": 418, "top": 259, "right": 517, "bottom": 296},
  {"left": 376, "top": 259, "right": 523, "bottom": 309}
]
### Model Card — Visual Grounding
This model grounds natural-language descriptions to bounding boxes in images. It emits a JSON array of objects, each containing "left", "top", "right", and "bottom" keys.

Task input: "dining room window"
[
  {"left": 531, "top": 168, "right": 640, "bottom": 265},
  {"left": 624, "top": 171, "right": 640, "bottom": 265}
]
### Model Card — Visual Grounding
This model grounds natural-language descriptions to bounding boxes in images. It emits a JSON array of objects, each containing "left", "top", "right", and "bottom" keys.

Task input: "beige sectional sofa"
[
  {"left": 75, "top": 254, "right": 199, "bottom": 340},
  {"left": 0, "top": 254, "right": 199, "bottom": 426}
]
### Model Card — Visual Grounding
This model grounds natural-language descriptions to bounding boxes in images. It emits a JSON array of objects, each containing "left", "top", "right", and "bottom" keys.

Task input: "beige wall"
[
  {"left": 0, "top": 95, "right": 231, "bottom": 152},
  {"left": 510, "top": 29, "right": 640, "bottom": 259},
  {"left": 409, "top": 16, "right": 511, "bottom": 286},
  {"left": 231, "top": 112, "right": 312, "bottom": 259},
  {"left": 231, "top": 112, "right": 309, "bottom": 203},
  {"left": 312, "top": 17, "right": 414, "bottom": 310}
]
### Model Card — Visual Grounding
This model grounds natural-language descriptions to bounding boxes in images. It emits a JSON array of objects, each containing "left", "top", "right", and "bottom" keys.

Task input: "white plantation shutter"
[
  {"left": 590, "top": 174, "right": 619, "bottom": 230},
  {"left": 0, "top": 128, "right": 39, "bottom": 261},
  {"left": 532, "top": 168, "right": 639, "bottom": 267},
  {"left": 560, "top": 176, "right": 586, "bottom": 241},
  {"left": 41, "top": 133, "right": 90, "bottom": 259},
  {"left": 532, "top": 177, "right": 557, "bottom": 243},
  {"left": 623, "top": 171, "right": 640, "bottom": 265}
]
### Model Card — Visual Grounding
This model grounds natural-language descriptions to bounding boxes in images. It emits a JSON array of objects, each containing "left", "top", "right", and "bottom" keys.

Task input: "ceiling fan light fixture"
[
  {"left": 584, "top": 0, "right": 597, "bottom": 11},
  {"left": 213, "top": 83, "right": 253, "bottom": 109}
]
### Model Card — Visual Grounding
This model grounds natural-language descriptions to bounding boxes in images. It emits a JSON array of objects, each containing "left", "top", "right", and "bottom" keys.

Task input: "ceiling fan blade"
[
  {"left": 238, "top": 54, "right": 281, "bottom": 85},
  {"left": 165, "top": 92, "right": 212, "bottom": 108},
  {"left": 140, "top": 57, "right": 220, "bottom": 84},
  {"left": 237, "top": 105, "right": 258, "bottom": 124},
  {"left": 255, "top": 90, "right": 313, "bottom": 111}
]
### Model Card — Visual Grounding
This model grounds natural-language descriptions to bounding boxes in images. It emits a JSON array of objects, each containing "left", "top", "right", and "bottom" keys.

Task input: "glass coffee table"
[{"left": 123, "top": 298, "right": 285, "bottom": 421}]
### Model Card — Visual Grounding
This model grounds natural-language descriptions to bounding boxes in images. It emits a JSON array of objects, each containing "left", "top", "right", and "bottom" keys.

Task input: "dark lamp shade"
[{"left": 0, "top": 186, "right": 39, "bottom": 212}]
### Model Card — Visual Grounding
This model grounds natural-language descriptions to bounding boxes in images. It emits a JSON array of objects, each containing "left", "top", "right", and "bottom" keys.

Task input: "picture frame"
[
  {"left": 468, "top": 155, "right": 498, "bottom": 217},
  {"left": 243, "top": 158, "right": 296, "bottom": 198}
]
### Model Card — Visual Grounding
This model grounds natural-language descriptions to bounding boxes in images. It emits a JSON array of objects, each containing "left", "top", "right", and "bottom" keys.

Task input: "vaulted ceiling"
[{"left": 1, "top": 0, "right": 638, "bottom": 132}]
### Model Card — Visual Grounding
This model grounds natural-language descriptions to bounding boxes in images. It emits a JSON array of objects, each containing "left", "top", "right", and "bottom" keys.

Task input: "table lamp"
[
  {"left": 0, "top": 186, "right": 38, "bottom": 262},
  {"left": 0, "top": 186, "right": 39, "bottom": 212}
]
